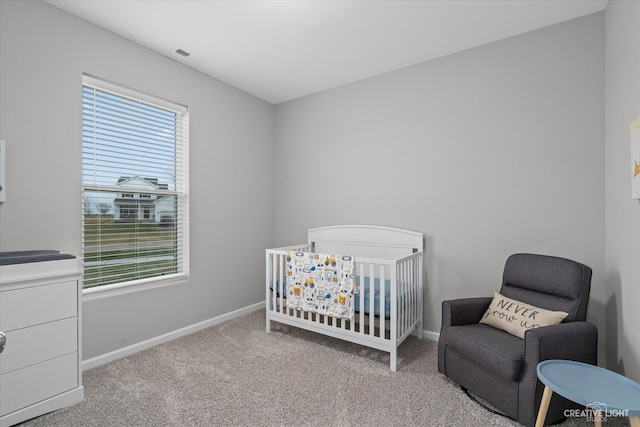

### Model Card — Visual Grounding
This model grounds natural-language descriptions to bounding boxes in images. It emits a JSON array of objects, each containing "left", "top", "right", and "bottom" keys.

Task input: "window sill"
[{"left": 82, "top": 273, "right": 188, "bottom": 301}]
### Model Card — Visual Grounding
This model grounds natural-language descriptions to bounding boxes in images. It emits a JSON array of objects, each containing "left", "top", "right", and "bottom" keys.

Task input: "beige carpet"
[{"left": 17, "top": 309, "right": 629, "bottom": 426}]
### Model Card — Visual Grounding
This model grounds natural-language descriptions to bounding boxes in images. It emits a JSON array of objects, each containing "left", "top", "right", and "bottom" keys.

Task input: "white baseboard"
[
  {"left": 82, "top": 301, "right": 264, "bottom": 371},
  {"left": 422, "top": 329, "right": 440, "bottom": 342}
]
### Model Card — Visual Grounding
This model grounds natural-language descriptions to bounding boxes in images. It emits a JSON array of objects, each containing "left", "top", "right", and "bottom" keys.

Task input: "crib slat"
[
  {"left": 410, "top": 259, "right": 415, "bottom": 331},
  {"left": 272, "top": 253, "right": 277, "bottom": 310},
  {"left": 368, "top": 263, "right": 375, "bottom": 336},
  {"left": 408, "top": 258, "right": 413, "bottom": 331},
  {"left": 408, "top": 259, "right": 413, "bottom": 332},
  {"left": 397, "top": 260, "right": 402, "bottom": 338},
  {"left": 276, "top": 251, "right": 282, "bottom": 313},
  {"left": 416, "top": 258, "right": 420, "bottom": 328},
  {"left": 409, "top": 259, "right": 415, "bottom": 331},
  {"left": 398, "top": 263, "right": 404, "bottom": 336},
  {"left": 409, "top": 262, "right": 412, "bottom": 334},
  {"left": 359, "top": 263, "right": 365, "bottom": 334},
  {"left": 391, "top": 262, "right": 397, "bottom": 350},
  {"left": 379, "top": 264, "right": 385, "bottom": 338},
  {"left": 279, "top": 253, "right": 284, "bottom": 313},
  {"left": 401, "top": 260, "right": 407, "bottom": 336},
  {"left": 266, "top": 251, "right": 272, "bottom": 332}
]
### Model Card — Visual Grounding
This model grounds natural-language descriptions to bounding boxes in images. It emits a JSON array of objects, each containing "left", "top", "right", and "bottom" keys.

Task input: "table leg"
[
  {"left": 593, "top": 410, "right": 602, "bottom": 427},
  {"left": 629, "top": 416, "right": 640, "bottom": 427},
  {"left": 535, "top": 386, "right": 553, "bottom": 427}
]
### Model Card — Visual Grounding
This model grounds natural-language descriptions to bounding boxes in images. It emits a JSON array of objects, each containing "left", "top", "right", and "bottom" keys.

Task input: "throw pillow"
[{"left": 480, "top": 292, "right": 568, "bottom": 339}]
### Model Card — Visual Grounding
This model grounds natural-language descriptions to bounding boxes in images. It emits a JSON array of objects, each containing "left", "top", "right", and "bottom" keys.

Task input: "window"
[{"left": 82, "top": 75, "right": 188, "bottom": 291}]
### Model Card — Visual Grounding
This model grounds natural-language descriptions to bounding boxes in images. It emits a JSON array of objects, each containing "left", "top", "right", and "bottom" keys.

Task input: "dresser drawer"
[
  {"left": 0, "top": 353, "right": 78, "bottom": 417},
  {"left": 0, "top": 281, "right": 77, "bottom": 331},
  {"left": 0, "top": 317, "right": 77, "bottom": 375}
]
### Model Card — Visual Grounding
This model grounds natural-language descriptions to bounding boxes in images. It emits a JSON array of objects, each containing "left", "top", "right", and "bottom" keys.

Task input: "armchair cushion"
[
  {"left": 480, "top": 292, "right": 568, "bottom": 339},
  {"left": 446, "top": 323, "right": 524, "bottom": 381}
]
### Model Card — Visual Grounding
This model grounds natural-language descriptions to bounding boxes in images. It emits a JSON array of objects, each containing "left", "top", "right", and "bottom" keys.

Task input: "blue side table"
[{"left": 536, "top": 360, "right": 640, "bottom": 427}]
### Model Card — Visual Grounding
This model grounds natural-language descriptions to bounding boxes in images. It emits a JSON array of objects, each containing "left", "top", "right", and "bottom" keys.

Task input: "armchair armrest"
[
  {"left": 517, "top": 321, "right": 598, "bottom": 425},
  {"left": 524, "top": 321, "right": 598, "bottom": 364},
  {"left": 442, "top": 297, "right": 493, "bottom": 327}
]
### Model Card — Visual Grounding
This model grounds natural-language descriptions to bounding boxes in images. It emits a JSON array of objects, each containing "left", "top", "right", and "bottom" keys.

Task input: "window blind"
[{"left": 82, "top": 76, "right": 188, "bottom": 290}]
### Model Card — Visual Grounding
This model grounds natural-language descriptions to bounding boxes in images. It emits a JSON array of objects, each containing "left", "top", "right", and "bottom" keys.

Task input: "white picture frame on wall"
[
  {"left": 632, "top": 118, "right": 640, "bottom": 199},
  {"left": 0, "top": 140, "right": 5, "bottom": 203}
]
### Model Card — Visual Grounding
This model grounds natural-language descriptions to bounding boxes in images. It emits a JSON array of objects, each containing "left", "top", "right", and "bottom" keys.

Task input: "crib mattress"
[{"left": 272, "top": 276, "right": 391, "bottom": 317}]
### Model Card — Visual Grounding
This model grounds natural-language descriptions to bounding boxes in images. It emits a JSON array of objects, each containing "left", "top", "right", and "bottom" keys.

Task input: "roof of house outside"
[{"left": 116, "top": 176, "right": 169, "bottom": 190}]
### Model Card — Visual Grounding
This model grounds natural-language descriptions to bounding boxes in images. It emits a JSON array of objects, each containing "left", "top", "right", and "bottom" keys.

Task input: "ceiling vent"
[{"left": 174, "top": 49, "right": 191, "bottom": 57}]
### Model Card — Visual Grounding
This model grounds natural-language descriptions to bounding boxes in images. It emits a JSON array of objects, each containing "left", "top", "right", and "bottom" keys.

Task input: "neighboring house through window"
[
  {"left": 82, "top": 75, "right": 189, "bottom": 291},
  {"left": 112, "top": 176, "right": 174, "bottom": 222}
]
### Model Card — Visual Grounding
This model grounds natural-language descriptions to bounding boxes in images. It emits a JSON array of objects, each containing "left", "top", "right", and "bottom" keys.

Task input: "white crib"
[{"left": 265, "top": 225, "right": 424, "bottom": 371}]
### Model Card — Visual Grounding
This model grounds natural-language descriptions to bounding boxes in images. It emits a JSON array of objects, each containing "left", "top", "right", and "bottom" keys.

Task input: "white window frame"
[{"left": 82, "top": 75, "right": 189, "bottom": 297}]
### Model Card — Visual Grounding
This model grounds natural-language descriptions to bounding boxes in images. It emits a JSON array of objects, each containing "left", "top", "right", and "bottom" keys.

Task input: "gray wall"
[
  {"left": 274, "top": 13, "right": 607, "bottom": 358},
  {"left": 0, "top": 0, "right": 275, "bottom": 359},
  {"left": 604, "top": 0, "right": 640, "bottom": 381}
]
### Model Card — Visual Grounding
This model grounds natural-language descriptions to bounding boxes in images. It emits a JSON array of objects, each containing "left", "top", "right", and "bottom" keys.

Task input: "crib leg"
[
  {"left": 390, "top": 349, "right": 397, "bottom": 372},
  {"left": 266, "top": 314, "right": 271, "bottom": 333}
]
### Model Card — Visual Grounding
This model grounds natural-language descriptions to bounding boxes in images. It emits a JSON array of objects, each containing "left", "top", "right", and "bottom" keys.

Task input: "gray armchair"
[{"left": 438, "top": 253, "right": 598, "bottom": 427}]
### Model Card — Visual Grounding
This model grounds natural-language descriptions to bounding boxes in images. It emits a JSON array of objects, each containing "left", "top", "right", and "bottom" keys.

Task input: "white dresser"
[{"left": 0, "top": 254, "right": 83, "bottom": 427}]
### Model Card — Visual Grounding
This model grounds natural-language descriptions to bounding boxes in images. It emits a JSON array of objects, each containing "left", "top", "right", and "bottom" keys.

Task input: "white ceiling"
[{"left": 45, "top": 0, "right": 608, "bottom": 104}]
